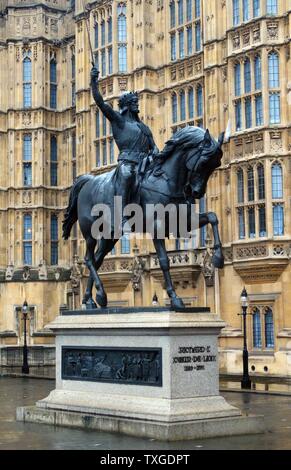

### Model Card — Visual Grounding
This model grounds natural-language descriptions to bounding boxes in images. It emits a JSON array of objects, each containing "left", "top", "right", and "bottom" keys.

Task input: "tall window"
[
  {"left": 109, "top": 139, "right": 115, "bottom": 163},
  {"left": 108, "top": 17, "right": 112, "bottom": 43},
  {"left": 118, "top": 45, "right": 127, "bottom": 72},
  {"left": 273, "top": 204, "right": 284, "bottom": 235},
  {"left": 265, "top": 307, "right": 274, "bottom": 348},
  {"left": 96, "top": 109, "right": 100, "bottom": 137},
  {"left": 101, "top": 49, "right": 106, "bottom": 76},
  {"left": 238, "top": 208, "right": 245, "bottom": 239},
  {"left": 267, "top": 0, "right": 277, "bottom": 15},
  {"left": 254, "top": 55, "right": 262, "bottom": 90},
  {"left": 23, "top": 134, "right": 32, "bottom": 186},
  {"left": 172, "top": 93, "right": 178, "bottom": 122},
  {"left": 118, "top": 4, "right": 127, "bottom": 41},
  {"left": 179, "top": 29, "right": 185, "bottom": 59},
  {"left": 245, "top": 97, "right": 252, "bottom": 128},
  {"left": 248, "top": 207, "right": 255, "bottom": 238},
  {"left": 101, "top": 20, "right": 105, "bottom": 47},
  {"left": 94, "top": 23, "right": 98, "bottom": 49},
  {"left": 255, "top": 95, "right": 263, "bottom": 126},
  {"left": 253, "top": 0, "right": 260, "bottom": 17},
  {"left": 195, "top": 22, "right": 201, "bottom": 52},
  {"left": 271, "top": 163, "right": 283, "bottom": 199},
  {"left": 234, "top": 63, "right": 241, "bottom": 97},
  {"left": 108, "top": 47, "right": 113, "bottom": 74},
  {"left": 237, "top": 169, "right": 244, "bottom": 203},
  {"left": 180, "top": 90, "right": 186, "bottom": 121},
  {"left": 50, "top": 135, "right": 58, "bottom": 186},
  {"left": 252, "top": 308, "right": 262, "bottom": 348},
  {"left": 102, "top": 140, "right": 107, "bottom": 166},
  {"left": 244, "top": 59, "right": 251, "bottom": 93},
  {"left": 269, "top": 93, "right": 281, "bottom": 124},
  {"left": 259, "top": 205, "right": 266, "bottom": 237},
  {"left": 186, "top": 0, "right": 192, "bottom": 21},
  {"left": 235, "top": 100, "right": 242, "bottom": 131},
  {"left": 195, "top": 0, "right": 201, "bottom": 18},
  {"left": 72, "top": 132, "right": 76, "bottom": 181},
  {"left": 23, "top": 214, "right": 32, "bottom": 265},
  {"left": 50, "top": 59, "right": 57, "bottom": 109},
  {"left": 268, "top": 52, "right": 279, "bottom": 88},
  {"left": 187, "top": 26, "right": 193, "bottom": 55},
  {"left": 171, "top": 33, "right": 176, "bottom": 61},
  {"left": 102, "top": 114, "right": 107, "bottom": 137},
  {"left": 51, "top": 215, "right": 58, "bottom": 265},
  {"left": 71, "top": 54, "right": 76, "bottom": 106},
  {"left": 121, "top": 234, "right": 130, "bottom": 254},
  {"left": 178, "top": 0, "right": 183, "bottom": 24},
  {"left": 247, "top": 167, "right": 254, "bottom": 201},
  {"left": 243, "top": 0, "right": 249, "bottom": 21},
  {"left": 197, "top": 85, "right": 203, "bottom": 116},
  {"left": 257, "top": 164, "right": 265, "bottom": 200},
  {"left": 233, "top": 0, "right": 240, "bottom": 25},
  {"left": 170, "top": 1, "right": 176, "bottom": 28},
  {"left": 188, "top": 87, "right": 194, "bottom": 119},
  {"left": 23, "top": 54, "right": 32, "bottom": 108}
]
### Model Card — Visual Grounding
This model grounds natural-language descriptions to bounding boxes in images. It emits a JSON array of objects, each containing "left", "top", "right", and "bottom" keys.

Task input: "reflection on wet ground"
[{"left": 0, "top": 376, "right": 291, "bottom": 449}]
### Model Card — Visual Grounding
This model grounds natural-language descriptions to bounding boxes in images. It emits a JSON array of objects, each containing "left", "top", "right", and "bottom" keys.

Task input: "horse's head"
[{"left": 184, "top": 128, "right": 224, "bottom": 200}]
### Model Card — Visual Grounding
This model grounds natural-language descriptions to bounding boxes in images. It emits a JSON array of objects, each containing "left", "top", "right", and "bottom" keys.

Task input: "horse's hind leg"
[
  {"left": 84, "top": 236, "right": 108, "bottom": 308},
  {"left": 93, "top": 238, "right": 118, "bottom": 307},
  {"left": 153, "top": 237, "right": 185, "bottom": 310},
  {"left": 82, "top": 276, "right": 96, "bottom": 309},
  {"left": 199, "top": 212, "right": 224, "bottom": 269}
]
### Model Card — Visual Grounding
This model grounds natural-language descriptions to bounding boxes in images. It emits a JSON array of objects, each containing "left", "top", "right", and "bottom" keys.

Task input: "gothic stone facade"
[{"left": 0, "top": 0, "right": 290, "bottom": 378}]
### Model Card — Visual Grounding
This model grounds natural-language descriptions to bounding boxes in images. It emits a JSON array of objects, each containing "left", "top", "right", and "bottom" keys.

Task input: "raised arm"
[{"left": 90, "top": 67, "right": 122, "bottom": 124}]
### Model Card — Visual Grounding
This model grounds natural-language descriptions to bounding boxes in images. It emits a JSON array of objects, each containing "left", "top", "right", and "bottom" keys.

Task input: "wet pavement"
[{"left": 0, "top": 376, "right": 291, "bottom": 450}]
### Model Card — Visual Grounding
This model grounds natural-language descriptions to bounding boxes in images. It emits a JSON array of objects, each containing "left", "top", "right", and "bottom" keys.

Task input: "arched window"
[
  {"left": 121, "top": 234, "right": 130, "bottom": 254},
  {"left": 23, "top": 134, "right": 32, "bottom": 186},
  {"left": 244, "top": 59, "right": 251, "bottom": 93},
  {"left": 268, "top": 52, "right": 279, "bottom": 88},
  {"left": 197, "top": 85, "right": 203, "bottom": 116},
  {"left": 254, "top": 56, "right": 261, "bottom": 91},
  {"left": 247, "top": 167, "right": 254, "bottom": 201},
  {"left": 264, "top": 307, "right": 274, "bottom": 348},
  {"left": 234, "top": 63, "right": 241, "bottom": 96},
  {"left": 252, "top": 307, "right": 262, "bottom": 348},
  {"left": 253, "top": 0, "right": 260, "bottom": 17},
  {"left": 233, "top": 0, "right": 240, "bottom": 25},
  {"left": 272, "top": 163, "right": 283, "bottom": 199},
  {"left": 180, "top": 90, "right": 186, "bottom": 121},
  {"left": 51, "top": 215, "right": 58, "bottom": 265},
  {"left": 178, "top": 0, "right": 183, "bottom": 24},
  {"left": 118, "top": 45, "right": 127, "bottom": 72},
  {"left": 118, "top": 3, "right": 127, "bottom": 41},
  {"left": 94, "top": 23, "right": 98, "bottom": 49},
  {"left": 257, "top": 164, "right": 265, "bottom": 199},
  {"left": 50, "top": 59, "right": 57, "bottom": 109},
  {"left": 188, "top": 87, "right": 194, "bottom": 119},
  {"left": 23, "top": 214, "right": 32, "bottom": 265},
  {"left": 237, "top": 168, "right": 244, "bottom": 203},
  {"left": 108, "top": 17, "right": 112, "bottom": 43},
  {"left": 172, "top": 93, "right": 177, "bottom": 123},
  {"left": 243, "top": 0, "right": 249, "bottom": 21},
  {"left": 23, "top": 55, "right": 32, "bottom": 108},
  {"left": 267, "top": 0, "right": 277, "bottom": 15},
  {"left": 50, "top": 135, "right": 58, "bottom": 186},
  {"left": 170, "top": 1, "right": 175, "bottom": 28}
]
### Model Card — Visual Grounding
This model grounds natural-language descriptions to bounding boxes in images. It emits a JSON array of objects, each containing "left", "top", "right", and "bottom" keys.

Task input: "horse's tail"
[{"left": 62, "top": 174, "right": 94, "bottom": 240}]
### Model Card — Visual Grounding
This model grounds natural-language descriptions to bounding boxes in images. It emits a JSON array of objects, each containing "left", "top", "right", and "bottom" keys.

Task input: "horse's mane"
[{"left": 159, "top": 126, "right": 206, "bottom": 159}]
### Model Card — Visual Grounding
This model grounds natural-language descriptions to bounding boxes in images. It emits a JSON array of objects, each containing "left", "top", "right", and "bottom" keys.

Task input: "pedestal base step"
[{"left": 17, "top": 405, "right": 264, "bottom": 442}]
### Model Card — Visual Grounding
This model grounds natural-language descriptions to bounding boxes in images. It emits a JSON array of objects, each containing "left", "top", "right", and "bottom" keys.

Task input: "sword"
[{"left": 82, "top": 0, "right": 95, "bottom": 67}]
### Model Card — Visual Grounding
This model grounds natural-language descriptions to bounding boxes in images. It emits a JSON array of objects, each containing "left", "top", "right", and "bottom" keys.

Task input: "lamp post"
[
  {"left": 239, "top": 288, "right": 251, "bottom": 389},
  {"left": 22, "top": 300, "right": 29, "bottom": 375}
]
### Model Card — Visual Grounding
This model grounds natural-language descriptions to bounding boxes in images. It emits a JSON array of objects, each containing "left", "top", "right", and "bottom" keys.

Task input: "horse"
[{"left": 62, "top": 126, "right": 225, "bottom": 310}]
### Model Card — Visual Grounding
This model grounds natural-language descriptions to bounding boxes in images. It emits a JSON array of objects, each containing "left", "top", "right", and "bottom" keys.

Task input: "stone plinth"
[{"left": 16, "top": 308, "right": 264, "bottom": 441}]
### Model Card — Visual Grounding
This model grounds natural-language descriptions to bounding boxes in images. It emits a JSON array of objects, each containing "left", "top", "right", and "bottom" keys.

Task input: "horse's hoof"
[
  {"left": 96, "top": 292, "right": 108, "bottom": 308},
  {"left": 84, "top": 298, "right": 98, "bottom": 310},
  {"left": 212, "top": 254, "right": 224, "bottom": 269},
  {"left": 170, "top": 297, "right": 185, "bottom": 310}
]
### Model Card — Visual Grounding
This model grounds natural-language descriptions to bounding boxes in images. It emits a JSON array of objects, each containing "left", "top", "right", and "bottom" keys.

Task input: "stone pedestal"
[{"left": 17, "top": 308, "right": 264, "bottom": 441}]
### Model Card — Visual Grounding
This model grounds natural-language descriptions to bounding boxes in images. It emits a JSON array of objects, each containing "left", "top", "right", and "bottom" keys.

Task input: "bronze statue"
[{"left": 62, "top": 67, "right": 225, "bottom": 310}]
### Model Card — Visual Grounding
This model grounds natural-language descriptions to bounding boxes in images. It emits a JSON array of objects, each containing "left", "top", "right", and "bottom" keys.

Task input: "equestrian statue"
[{"left": 62, "top": 66, "right": 225, "bottom": 310}]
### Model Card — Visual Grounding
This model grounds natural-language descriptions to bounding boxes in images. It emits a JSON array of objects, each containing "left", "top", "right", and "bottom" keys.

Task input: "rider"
[{"left": 90, "top": 66, "right": 159, "bottom": 227}]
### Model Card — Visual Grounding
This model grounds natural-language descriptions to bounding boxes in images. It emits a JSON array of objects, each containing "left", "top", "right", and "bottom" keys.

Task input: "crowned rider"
[{"left": 90, "top": 66, "right": 159, "bottom": 227}]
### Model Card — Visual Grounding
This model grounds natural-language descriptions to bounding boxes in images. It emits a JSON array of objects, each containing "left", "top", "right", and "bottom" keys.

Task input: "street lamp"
[
  {"left": 22, "top": 300, "right": 29, "bottom": 375},
  {"left": 239, "top": 288, "right": 251, "bottom": 390}
]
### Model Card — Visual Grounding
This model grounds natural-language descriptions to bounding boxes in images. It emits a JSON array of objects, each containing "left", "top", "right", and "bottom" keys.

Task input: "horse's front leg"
[
  {"left": 82, "top": 276, "right": 97, "bottom": 309},
  {"left": 199, "top": 212, "right": 224, "bottom": 269},
  {"left": 153, "top": 238, "right": 185, "bottom": 310}
]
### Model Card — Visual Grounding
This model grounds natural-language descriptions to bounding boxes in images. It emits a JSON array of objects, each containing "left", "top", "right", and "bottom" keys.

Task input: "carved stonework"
[
  {"left": 254, "top": 134, "right": 264, "bottom": 154},
  {"left": 252, "top": 24, "right": 261, "bottom": 42},
  {"left": 242, "top": 28, "right": 250, "bottom": 46},
  {"left": 267, "top": 21, "right": 279, "bottom": 40},
  {"left": 235, "top": 245, "right": 267, "bottom": 259},
  {"left": 223, "top": 248, "right": 233, "bottom": 263},
  {"left": 118, "top": 78, "right": 128, "bottom": 91},
  {"left": 202, "top": 252, "right": 214, "bottom": 287},
  {"left": 38, "top": 260, "right": 48, "bottom": 281},
  {"left": 232, "top": 33, "right": 240, "bottom": 49},
  {"left": 244, "top": 137, "right": 253, "bottom": 156},
  {"left": 131, "top": 255, "right": 146, "bottom": 292},
  {"left": 270, "top": 131, "right": 283, "bottom": 152},
  {"left": 171, "top": 67, "right": 176, "bottom": 81},
  {"left": 5, "top": 263, "right": 14, "bottom": 281}
]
